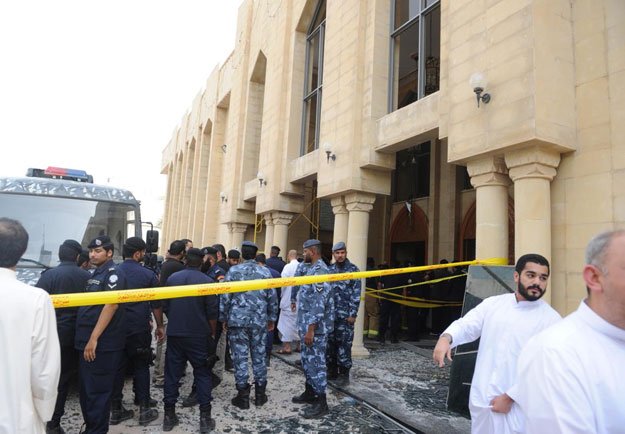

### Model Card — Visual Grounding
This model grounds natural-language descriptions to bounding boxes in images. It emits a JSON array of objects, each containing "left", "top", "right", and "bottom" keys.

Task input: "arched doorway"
[
  {"left": 458, "top": 199, "right": 515, "bottom": 264},
  {"left": 388, "top": 203, "right": 428, "bottom": 266}
]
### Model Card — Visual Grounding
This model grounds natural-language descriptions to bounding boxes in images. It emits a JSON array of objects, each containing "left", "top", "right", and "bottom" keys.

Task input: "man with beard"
[
  {"left": 432, "top": 253, "right": 561, "bottom": 434},
  {"left": 326, "top": 242, "right": 360, "bottom": 386}
]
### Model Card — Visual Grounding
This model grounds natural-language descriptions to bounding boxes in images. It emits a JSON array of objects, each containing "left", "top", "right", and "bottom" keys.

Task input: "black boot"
[
  {"left": 45, "top": 422, "right": 65, "bottom": 434},
  {"left": 182, "top": 387, "right": 198, "bottom": 407},
  {"left": 211, "top": 370, "right": 222, "bottom": 388},
  {"left": 138, "top": 401, "right": 159, "bottom": 426},
  {"left": 134, "top": 396, "right": 157, "bottom": 407},
  {"left": 327, "top": 364, "right": 338, "bottom": 381},
  {"left": 254, "top": 382, "right": 268, "bottom": 407},
  {"left": 302, "top": 393, "right": 329, "bottom": 419},
  {"left": 162, "top": 406, "right": 179, "bottom": 431},
  {"left": 292, "top": 382, "right": 318, "bottom": 404},
  {"left": 110, "top": 399, "right": 134, "bottom": 425},
  {"left": 231, "top": 383, "right": 251, "bottom": 409},
  {"left": 265, "top": 352, "right": 271, "bottom": 367},
  {"left": 199, "top": 405, "right": 216, "bottom": 433},
  {"left": 335, "top": 366, "right": 350, "bottom": 387}
]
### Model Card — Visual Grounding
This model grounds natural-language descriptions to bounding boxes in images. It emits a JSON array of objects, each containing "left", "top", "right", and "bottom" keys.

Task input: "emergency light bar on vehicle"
[{"left": 26, "top": 166, "right": 94, "bottom": 183}]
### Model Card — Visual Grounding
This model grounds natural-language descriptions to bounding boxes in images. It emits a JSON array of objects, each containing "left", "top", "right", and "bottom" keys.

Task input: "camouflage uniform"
[
  {"left": 327, "top": 259, "right": 361, "bottom": 370},
  {"left": 290, "top": 261, "right": 312, "bottom": 305},
  {"left": 219, "top": 259, "right": 278, "bottom": 387},
  {"left": 296, "top": 259, "right": 335, "bottom": 395}
]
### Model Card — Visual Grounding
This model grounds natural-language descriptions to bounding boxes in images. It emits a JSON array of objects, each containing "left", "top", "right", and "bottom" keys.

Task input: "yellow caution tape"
[{"left": 50, "top": 257, "right": 507, "bottom": 308}]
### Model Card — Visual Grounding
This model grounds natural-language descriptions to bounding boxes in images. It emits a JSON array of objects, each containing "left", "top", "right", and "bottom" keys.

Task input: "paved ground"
[{"left": 58, "top": 338, "right": 470, "bottom": 433}]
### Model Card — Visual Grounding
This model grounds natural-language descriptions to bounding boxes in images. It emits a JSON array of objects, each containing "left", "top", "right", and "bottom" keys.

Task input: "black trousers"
[
  {"left": 112, "top": 331, "right": 152, "bottom": 404},
  {"left": 163, "top": 336, "right": 212, "bottom": 407},
  {"left": 379, "top": 300, "right": 401, "bottom": 339}
]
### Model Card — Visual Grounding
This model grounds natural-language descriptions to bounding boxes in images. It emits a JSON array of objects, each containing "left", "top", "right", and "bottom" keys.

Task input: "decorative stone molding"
[
  {"left": 344, "top": 192, "right": 376, "bottom": 213},
  {"left": 330, "top": 196, "right": 348, "bottom": 215},
  {"left": 263, "top": 213, "right": 274, "bottom": 227},
  {"left": 271, "top": 211, "right": 294, "bottom": 226},
  {"left": 466, "top": 156, "right": 511, "bottom": 188},
  {"left": 227, "top": 222, "right": 248, "bottom": 234},
  {"left": 505, "top": 147, "right": 561, "bottom": 182}
]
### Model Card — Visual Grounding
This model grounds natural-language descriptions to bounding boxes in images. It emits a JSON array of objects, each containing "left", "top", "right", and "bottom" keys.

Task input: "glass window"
[
  {"left": 393, "top": 141, "right": 431, "bottom": 201},
  {"left": 301, "top": 0, "right": 326, "bottom": 155},
  {"left": 390, "top": 0, "right": 440, "bottom": 110}
]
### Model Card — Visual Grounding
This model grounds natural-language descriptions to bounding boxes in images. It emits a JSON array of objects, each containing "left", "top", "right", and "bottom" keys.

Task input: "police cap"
[
  {"left": 242, "top": 240, "right": 258, "bottom": 250},
  {"left": 201, "top": 246, "right": 218, "bottom": 256},
  {"left": 61, "top": 239, "right": 82, "bottom": 255},
  {"left": 88, "top": 235, "right": 113, "bottom": 249},
  {"left": 303, "top": 239, "right": 321, "bottom": 249},
  {"left": 332, "top": 241, "right": 346, "bottom": 252},
  {"left": 124, "top": 236, "right": 146, "bottom": 253}
]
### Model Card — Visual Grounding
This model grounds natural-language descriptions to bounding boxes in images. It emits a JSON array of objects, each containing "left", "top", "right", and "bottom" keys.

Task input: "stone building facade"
[{"left": 161, "top": 0, "right": 625, "bottom": 346}]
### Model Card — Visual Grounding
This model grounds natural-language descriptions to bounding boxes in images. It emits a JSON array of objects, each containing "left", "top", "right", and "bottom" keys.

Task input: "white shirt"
[
  {"left": 509, "top": 300, "right": 625, "bottom": 434},
  {"left": 444, "top": 293, "right": 561, "bottom": 434},
  {"left": 279, "top": 259, "right": 299, "bottom": 311},
  {"left": 0, "top": 268, "right": 61, "bottom": 434}
]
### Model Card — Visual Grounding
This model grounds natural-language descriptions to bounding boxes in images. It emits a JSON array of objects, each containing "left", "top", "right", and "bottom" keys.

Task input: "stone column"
[
  {"left": 344, "top": 192, "right": 376, "bottom": 358},
  {"left": 263, "top": 213, "right": 274, "bottom": 253},
  {"left": 506, "top": 148, "right": 560, "bottom": 303},
  {"left": 228, "top": 223, "right": 248, "bottom": 250},
  {"left": 330, "top": 196, "right": 349, "bottom": 245},
  {"left": 467, "top": 157, "right": 511, "bottom": 260},
  {"left": 272, "top": 212, "right": 294, "bottom": 255}
]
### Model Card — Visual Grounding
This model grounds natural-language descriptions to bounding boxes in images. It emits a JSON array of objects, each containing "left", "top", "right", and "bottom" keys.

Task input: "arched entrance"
[
  {"left": 388, "top": 203, "right": 428, "bottom": 266},
  {"left": 458, "top": 199, "right": 515, "bottom": 264}
]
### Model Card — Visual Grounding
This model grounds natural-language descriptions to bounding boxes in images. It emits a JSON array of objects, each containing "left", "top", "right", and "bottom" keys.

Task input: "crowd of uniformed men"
[{"left": 38, "top": 233, "right": 363, "bottom": 433}]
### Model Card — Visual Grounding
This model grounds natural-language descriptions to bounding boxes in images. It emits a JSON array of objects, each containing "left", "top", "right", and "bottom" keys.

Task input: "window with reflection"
[
  {"left": 390, "top": 0, "right": 440, "bottom": 111},
  {"left": 301, "top": 0, "right": 326, "bottom": 155},
  {"left": 393, "top": 141, "right": 431, "bottom": 201}
]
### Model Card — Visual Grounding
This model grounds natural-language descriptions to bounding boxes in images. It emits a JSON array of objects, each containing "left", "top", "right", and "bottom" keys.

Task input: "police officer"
[
  {"left": 162, "top": 248, "right": 218, "bottom": 433},
  {"left": 112, "top": 237, "right": 163, "bottom": 426},
  {"left": 326, "top": 241, "right": 361, "bottom": 387},
  {"left": 36, "top": 239, "right": 90, "bottom": 434},
  {"left": 220, "top": 241, "right": 277, "bottom": 410},
  {"left": 75, "top": 235, "right": 127, "bottom": 433},
  {"left": 292, "top": 239, "right": 334, "bottom": 419},
  {"left": 201, "top": 246, "right": 226, "bottom": 282}
]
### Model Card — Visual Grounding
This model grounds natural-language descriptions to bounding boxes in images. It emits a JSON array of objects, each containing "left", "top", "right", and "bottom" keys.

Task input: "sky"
[{"left": 0, "top": 1, "right": 241, "bottom": 225}]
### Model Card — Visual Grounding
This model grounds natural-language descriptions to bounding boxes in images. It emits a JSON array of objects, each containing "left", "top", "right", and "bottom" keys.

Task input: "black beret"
[
  {"left": 88, "top": 235, "right": 113, "bottom": 249},
  {"left": 124, "top": 237, "right": 146, "bottom": 252},
  {"left": 61, "top": 239, "right": 82, "bottom": 255}
]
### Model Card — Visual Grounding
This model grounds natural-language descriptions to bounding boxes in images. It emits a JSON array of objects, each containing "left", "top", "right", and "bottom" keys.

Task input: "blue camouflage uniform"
[
  {"left": 290, "top": 261, "right": 312, "bottom": 305},
  {"left": 297, "top": 259, "right": 335, "bottom": 395},
  {"left": 327, "top": 259, "right": 361, "bottom": 369},
  {"left": 113, "top": 259, "right": 160, "bottom": 404},
  {"left": 219, "top": 260, "right": 277, "bottom": 387},
  {"left": 75, "top": 259, "right": 127, "bottom": 434},
  {"left": 163, "top": 266, "right": 218, "bottom": 410}
]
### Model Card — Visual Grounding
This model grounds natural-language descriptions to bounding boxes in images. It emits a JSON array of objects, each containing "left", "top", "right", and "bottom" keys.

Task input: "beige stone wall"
[{"left": 159, "top": 0, "right": 625, "bottom": 316}]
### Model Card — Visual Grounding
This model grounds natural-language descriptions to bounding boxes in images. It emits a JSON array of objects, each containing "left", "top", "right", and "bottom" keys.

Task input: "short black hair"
[
  {"left": 227, "top": 249, "right": 240, "bottom": 259},
  {"left": 186, "top": 253, "right": 203, "bottom": 267},
  {"left": 255, "top": 253, "right": 267, "bottom": 264},
  {"left": 0, "top": 218, "right": 29, "bottom": 268},
  {"left": 241, "top": 244, "right": 258, "bottom": 260},
  {"left": 212, "top": 244, "right": 226, "bottom": 258},
  {"left": 59, "top": 245, "right": 79, "bottom": 262},
  {"left": 515, "top": 253, "right": 550, "bottom": 275}
]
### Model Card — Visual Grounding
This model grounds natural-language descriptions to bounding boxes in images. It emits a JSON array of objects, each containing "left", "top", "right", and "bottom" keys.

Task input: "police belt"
[{"left": 50, "top": 258, "right": 507, "bottom": 309}]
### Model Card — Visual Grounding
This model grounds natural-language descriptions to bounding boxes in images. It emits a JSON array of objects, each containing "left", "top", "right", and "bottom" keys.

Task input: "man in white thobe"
[
  {"left": 277, "top": 250, "right": 300, "bottom": 353},
  {"left": 0, "top": 218, "right": 61, "bottom": 433},
  {"left": 509, "top": 230, "right": 625, "bottom": 434},
  {"left": 433, "top": 253, "right": 561, "bottom": 434}
]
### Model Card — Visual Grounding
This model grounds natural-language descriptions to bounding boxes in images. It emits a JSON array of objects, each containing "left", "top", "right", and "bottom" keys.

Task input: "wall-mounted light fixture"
[
  {"left": 257, "top": 171, "right": 267, "bottom": 187},
  {"left": 219, "top": 191, "right": 228, "bottom": 203},
  {"left": 469, "top": 72, "right": 491, "bottom": 108},
  {"left": 322, "top": 142, "right": 336, "bottom": 163},
  {"left": 221, "top": 144, "right": 227, "bottom": 153}
]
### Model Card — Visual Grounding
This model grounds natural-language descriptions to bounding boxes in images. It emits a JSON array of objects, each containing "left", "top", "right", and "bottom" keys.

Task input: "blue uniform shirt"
[
  {"left": 328, "top": 259, "right": 361, "bottom": 320},
  {"left": 219, "top": 259, "right": 278, "bottom": 328},
  {"left": 296, "top": 259, "right": 334, "bottom": 335},
  {"left": 206, "top": 263, "right": 225, "bottom": 282},
  {"left": 164, "top": 267, "right": 218, "bottom": 338},
  {"left": 75, "top": 259, "right": 127, "bottom": 351},
  {"left": 36, "top": 261, "right": 91, "bottom": 347},
  {"left": 116, "top": 259, "right": 159, "bottom": 335}
]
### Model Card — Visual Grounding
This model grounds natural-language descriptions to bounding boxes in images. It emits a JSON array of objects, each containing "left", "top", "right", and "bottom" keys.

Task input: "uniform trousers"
[
  {"left": 300, "top": 332, "right": 328, "bottom": 395},
  {"left": 79, "top": 350, "right": 123, "bottom": 434},
  {"left": 112, "top": 331, "right": 152, "bottom": 403},
  {"left": 228, "top": 326, "right": 267, "bottom": 387},
  {"left": 163, "top": 336, "right": 212, "bottom": 407},
  {"left": 327, "top": 319, "right": 354, "bottom": 369}
]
